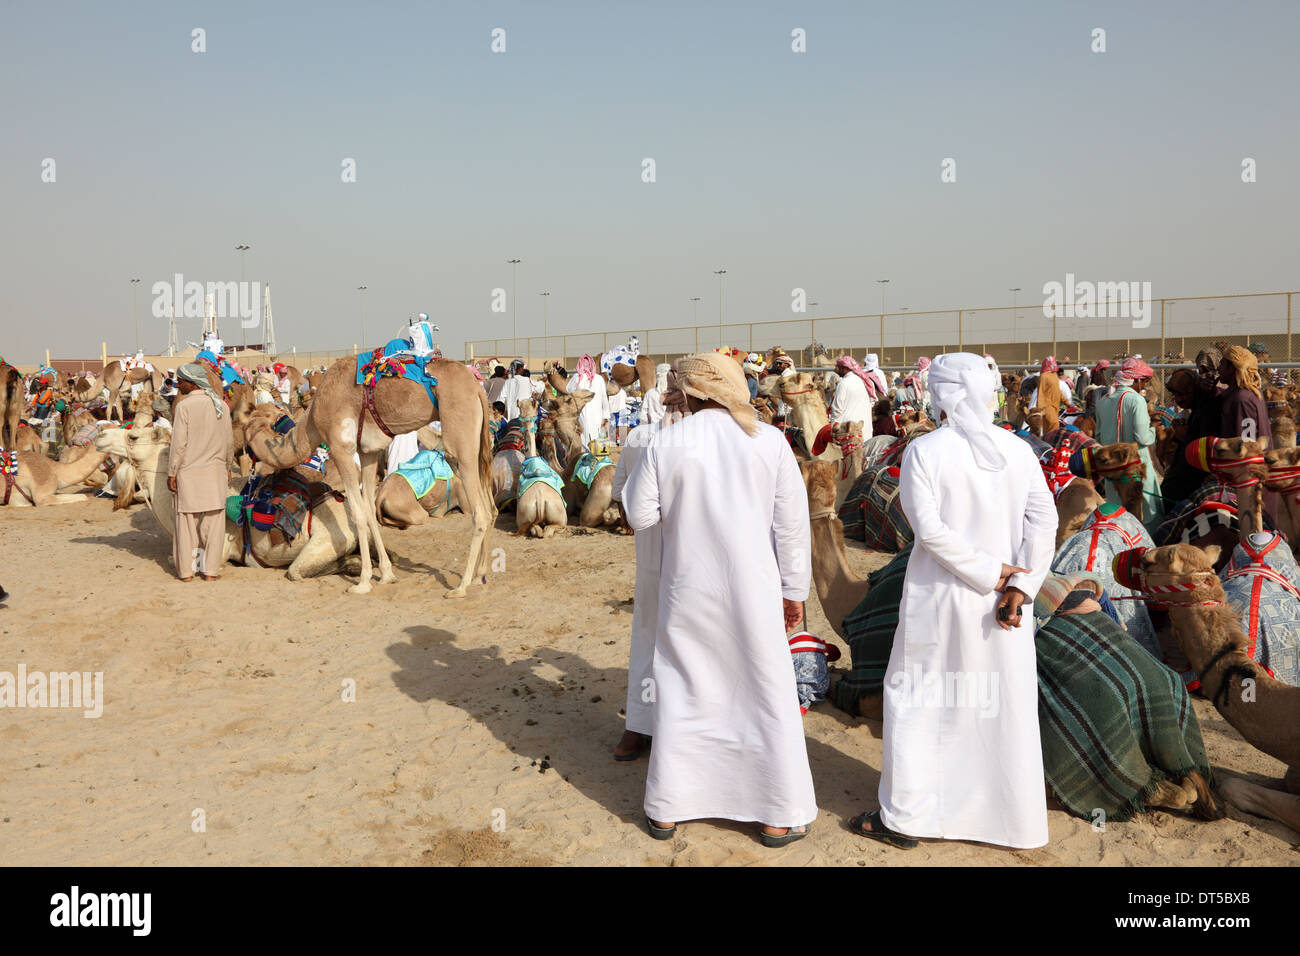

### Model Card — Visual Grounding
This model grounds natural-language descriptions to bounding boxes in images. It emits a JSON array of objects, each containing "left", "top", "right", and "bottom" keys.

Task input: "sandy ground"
[{"left": 1, "top": 495, "right": 1297, "bottom": 866}]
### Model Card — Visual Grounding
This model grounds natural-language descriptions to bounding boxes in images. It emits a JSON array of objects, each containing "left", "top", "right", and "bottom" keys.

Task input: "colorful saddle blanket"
[
  {"left": 518, "top": 456, "right": 565, "bottom": 497},
  {"left": 1153, "top": 479, "right": 1275, "bottom": 547},
  {"left": 395, "top": 448, "right": 454, "bottom": 500},
  {"left": 1221, "top": 533, "right": 1300, "bottom": 686},
  {"left": 573, "top": 453, "right": 614, "bottom": 488},
  {"left": 494, "top": 420, "right": 525, "bottom": 455},
  {"left": 356, "top": 347, "right": 438, "bottom": 408},
  {"left": 1051, "top": 504, "right": 1161, "bottom": 660},
  {"left": 838, "top": 463, "right": 911, "bottom": 553},
  {"left": 240, "top": 471, "right": 317, "bottom": 542},
  {"left": 1, "top": 451, "right": 17, "bottom": 477}
]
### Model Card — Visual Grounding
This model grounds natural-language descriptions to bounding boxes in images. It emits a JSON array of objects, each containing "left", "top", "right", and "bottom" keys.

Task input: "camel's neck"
[
  {"left": 53, "top": 448, "right": 109, "bottom": 488},
  {"left": 246, "top": 404, "right": 319, "bottom": 468},
  {"left": 524, "top": 425, "right": 538, "bottom": 459},
  {"left": 132, "top": 447, "right": 178, "bottom": 539},
  {"left": 1168, "top": 601, "right": 1300, "bottom": 766},
  {"left": 1117, "top": 472, "right": 1143, "bottom": 522},
  {"left": 809, "top": 515, "right": 870, "bottom": 638}
]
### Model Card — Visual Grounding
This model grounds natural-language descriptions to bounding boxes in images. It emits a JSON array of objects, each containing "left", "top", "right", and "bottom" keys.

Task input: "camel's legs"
[
  {"left": 360, "top": 452, "right": 397, "bottom": 584},
  {"left": 1220, "top": 777, "right": 1300, "bottom": 833},
  {"left": 286, "top": 532, "right": 345, "bottom": 581},
  {"left": 332, "top": 449, "right": 375, "bottom": 594},
  {"left": 443, "top": 441, "right": 492, "bottom": 599}
]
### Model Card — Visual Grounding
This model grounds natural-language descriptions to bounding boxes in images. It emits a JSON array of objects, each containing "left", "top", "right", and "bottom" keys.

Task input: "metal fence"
[{"left": 466, "top": 290, "right": 1298, "bottom": 373}]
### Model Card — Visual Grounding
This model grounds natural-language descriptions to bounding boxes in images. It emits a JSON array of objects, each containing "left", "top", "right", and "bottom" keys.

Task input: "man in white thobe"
[
  {"left": 641, "top": 363, "right": 671, "bottom": 425},
  {"left": 500, "top": 366, "right": 532, "bottom": 422},
  {"left": 567, "top": 354, "right": 609, "bottom": 448},
  {"left": 829, "top": 358, "right": 876, "bottom": 438},
  {"left": 623, "top": 352, "right": 816, "bottom": 846},
  {"left": 855, "top": 352, "right": 1057, "bottom": 850}
]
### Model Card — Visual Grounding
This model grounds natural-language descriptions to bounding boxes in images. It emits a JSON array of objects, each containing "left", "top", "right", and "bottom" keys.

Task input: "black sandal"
[
  {"left": 645, "top": 815, "right": 677, "bottom": 840},
  {"left": 761, "top": 822, "right": 811, "bottom": 848},
  {"left": 614, "top": 734, "right": 651, "bottom": 762},
  {"left": 849, "top": 810, "right": 918, "bottom": 849}
]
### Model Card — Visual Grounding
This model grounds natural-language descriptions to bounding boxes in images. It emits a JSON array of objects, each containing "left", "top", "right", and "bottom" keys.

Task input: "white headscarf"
[
  {"left": 928, "top": 352, "right": 1006, "bottom": 471},
  {"left": 862, "top": 353, "right": 889, "bottom": 395},
  {"left": 654, "top": 362, "right": 671, "bottom": 393}
]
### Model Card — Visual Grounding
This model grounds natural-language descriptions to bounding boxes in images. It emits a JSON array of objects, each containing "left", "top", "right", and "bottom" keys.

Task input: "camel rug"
[
  {"left": 394, "top": 448, "right": 455, "bottom": 500},
  {"left": 837, "top": 464, "right": 911, "bottom": 553},
  {"left": 1221, "top": 532, "right": 1300, "bottom": 686},
  {"left": 572, "top": 453, "right": 614, "bottom": 489},
  {"left": 517, "top": 456, "right": 564, "bottom": 498},
  {"left": 1035, "top": 608, "right": 1214, "bottom": 822},
  {"left": 830, "top": 544, "right": 912, "bottom": 714},
  {"left": 1052, "top": 505, "right": 1161, "bottom": 659}
]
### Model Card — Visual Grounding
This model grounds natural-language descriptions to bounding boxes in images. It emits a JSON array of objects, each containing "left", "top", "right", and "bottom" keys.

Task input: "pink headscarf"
[
  {"left": 465, "top": 363, "right": 484, "bottom": 384},
  {"left": 1041, "top": 355, "right": 1059, "bottom": 374},
  {"left": 916, "top": 357, "right": 932, "bottom": 373},
  {"left": 836, "top": 355, "right": 883, "bottom": 398},
  {"left": 1110, "top": 357, "right": 1154, "bottom": 394},
  {"left": 575, "top": 354, "right": 597, "bottom": 381}
]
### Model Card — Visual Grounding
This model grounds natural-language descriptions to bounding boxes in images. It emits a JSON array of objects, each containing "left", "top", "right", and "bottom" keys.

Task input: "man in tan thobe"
[{"left": 168, "top": 364, "right": 233, "bottom": 581}]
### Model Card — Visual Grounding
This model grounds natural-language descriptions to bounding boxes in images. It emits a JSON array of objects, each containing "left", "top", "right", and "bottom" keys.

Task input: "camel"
[
  {"left": 544, "top": 390, "right": 622, "bottom": 529},
  {"left": 1264, "top": 445, "right": 1300, "bottom": 555},
  {"left": 1001, "top": 372, "right": 1025, "bottom": 428},
  {"left": 1, "top": 442, "right": 109, "bottom": 506},
  {"left": 1140, "top": 543, "right": 1300, "bottom": 835},
  {"left": 375, "top": 451, "right": 461, "bottom": 528},
  {"left": 12, "top": 422, "right": 44, "bottom": 456},
  {"left": 514, "top": 398, "right": 567, "bottom": 538},
  {"left": 242, "top": 356, "right": 495, "bottom": 596},
  {"left": 101, "top": 361, "right": 163, "bottom": 421},
  {"left": 1090, "top": 441, "right": 1147, "bottom": 522},
  {"left": 0, "top": 361, "right": 22, "bottom": 450},
  {"left": 1055, "top": 479, "right": 1106, "bottom": 548},
  {"left": 71, "top": 372, "right": 100, "bottom": 404},
  {"left": 828, "top": 419, "right": 865, "bottom": 508},
  {"left": 94, "top": 424, "right": 363, "bottom": 579},
  {"left": 776, "top": 373, "right": 839, "bottom": 462},
  {"left": 802, "top": 460, "right": 877, "bottom": 706}
]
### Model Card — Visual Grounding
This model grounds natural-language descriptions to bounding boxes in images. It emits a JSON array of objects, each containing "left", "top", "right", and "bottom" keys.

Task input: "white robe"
[
  {"left": 500, "top": 375, "right": 532, "bottom": 422},
  {"left": 829, "top": 373, "right": 875, "bottom": 436},
  {"left": 567, "top": 373, "right": 610, "bottom": 447},
  {"left": 879, "top": 424, "right": 1057, "bottom": 849},
  {"left": 623, "top": 409, "right": 816, "bottom": 827},
  {"left": 611, "top": 422, "right": 661, "bottom": 736},
  {"left": 641, "top": 387, "right": 665, "bottom": 425}
]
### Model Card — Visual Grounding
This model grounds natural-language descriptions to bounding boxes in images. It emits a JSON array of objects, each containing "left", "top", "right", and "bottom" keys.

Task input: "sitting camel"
[
  {"left": 514, "top": 398, "right": 567, "bottom": 538},
  {"left": 1, "top": 443, "right": 109, "bottom": 506},
  {"left": 545, "top": 390, "right": 622, "bottom": 529},
  {"left": 1264, "top": 445, "right": 1300, "bottom": 553},
  {"left": 375, "top": 448, "right": 462, "bottom": 529},
  {"left": 95, "top": 424, "right": 360, "bottom": 580},
  {"left": 1134, "top": 543, "right": 1300, "bottom": 836}
]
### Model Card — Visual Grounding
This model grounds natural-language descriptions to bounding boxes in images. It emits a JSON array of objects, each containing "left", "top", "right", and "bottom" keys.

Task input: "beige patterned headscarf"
[{"left": 677, "top": 352, "right": 759, "bottom": 436}]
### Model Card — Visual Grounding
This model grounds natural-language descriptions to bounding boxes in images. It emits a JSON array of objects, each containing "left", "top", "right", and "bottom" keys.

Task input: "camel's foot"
[
  {"left": 348, "top": 580, "right": 373, "bottom": 595},
  {"left": 443, "top": 588, "right": 467, "bottom": 600},
  {"left": 1147, "top": 778, "right": 1196, "bottom": 813},
  {"left": 378, "top": 570, "right": 398, "bottom": 585}
]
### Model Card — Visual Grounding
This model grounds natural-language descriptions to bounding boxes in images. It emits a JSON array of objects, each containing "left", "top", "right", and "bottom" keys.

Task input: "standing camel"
[
  {"left": 243, "top": 356, "right": 495, "bottom": 597},
  {"left": 0, "top": 361, "right": 21, "bottom": 450},
  {"left": 101, "top": 361, "right": 163, "bottom": 421}
]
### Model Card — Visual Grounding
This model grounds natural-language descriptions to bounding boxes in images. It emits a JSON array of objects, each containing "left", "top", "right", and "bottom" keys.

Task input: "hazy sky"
[{"left": 2, "top": 0, "right": 1297, "bottom": 364}]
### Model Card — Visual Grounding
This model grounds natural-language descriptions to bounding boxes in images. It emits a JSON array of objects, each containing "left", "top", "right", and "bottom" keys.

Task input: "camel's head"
[
  {"left": 517, "top": 397, "right": 537, "bottom": 420},
  {"left": 1266, "top": 445, "right": 1300, "bottom": 472},
  {"left": 94, "top": 424, "right": 169, "bottom": 462},
  {"left": 544, "top": 391, "right": 591, "bottom": 440},
  {"left": 1073, "top": 415, "right": 1097, "bottom": 438},
  {"left": 751, "top": 398, "right": 774, "bottom": 425},
  {"left": 800, "top": 459, "right": 839, "bottom": 514},
  {"left": 1026, "top": 408, "right": 1047, "bottom": 435},
  {"left": 779, "top": 372, "right": 817, "bottom": 403},
  {"left": 1092, "top": 441, "right": 1141, "bottom": 471},
  {"left": 1124, "top": 543, "right": 1227, "bottom": 607},
  {"left": 1206, "top": 437, "right": 1268, "bottom": 485},
  {"left": 1001, "top": 372, "right": 1022, "bottom": 393},
  {"left": 831, "top": 420, "right": 864, "bottom": 443}
]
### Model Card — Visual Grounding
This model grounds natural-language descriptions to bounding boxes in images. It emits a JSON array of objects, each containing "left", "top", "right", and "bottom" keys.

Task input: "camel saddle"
[{"left": 238, "top": 469, "right": 344, "bottom": 564}]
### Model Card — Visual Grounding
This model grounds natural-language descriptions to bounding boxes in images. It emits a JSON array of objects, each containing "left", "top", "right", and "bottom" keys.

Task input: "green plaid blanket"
[
  {"left": 831, "top": 544, "right": 912, "bottom": 713},
  {"left": 1036, "top": 610, "right": 1213, "bottom": 822}
]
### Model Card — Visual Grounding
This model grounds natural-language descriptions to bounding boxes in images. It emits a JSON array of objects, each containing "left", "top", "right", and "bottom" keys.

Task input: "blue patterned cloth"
[
  {"left": 573, "top": 453, "right": 614, "bottom": 488},
  {"left": 1052, "top": 506, "right": 1160, "bottom": 659},
  {"left": 355, "top": 350, "right": 438, "bottom": 408},
  {"left": 518, "top": 456, "right": 565, "bottom": 497},
  {"left": 394, "top": 448, "right": 454, "bottom": 499},
  {"left": 1221, "top": 534, "right": 1300, "bottom": 686}
]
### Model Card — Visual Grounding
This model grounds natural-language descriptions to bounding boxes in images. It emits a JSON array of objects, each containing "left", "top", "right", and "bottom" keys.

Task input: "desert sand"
[{"left": 1, "top": 497, "right": 1297, "bottom": 866}]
